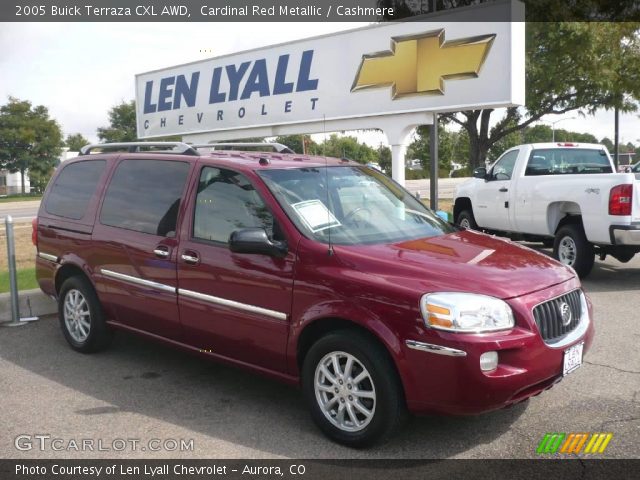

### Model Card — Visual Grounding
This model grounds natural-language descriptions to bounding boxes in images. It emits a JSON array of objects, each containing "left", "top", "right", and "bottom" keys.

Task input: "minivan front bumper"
[{"left": 399, "top": 280, "right": 594, "bottom": 416}]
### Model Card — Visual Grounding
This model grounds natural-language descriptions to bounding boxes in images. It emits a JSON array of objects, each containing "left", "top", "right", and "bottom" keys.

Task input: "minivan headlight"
[{"left": 420, "top": 292, "right": 515, "bottom": 333}]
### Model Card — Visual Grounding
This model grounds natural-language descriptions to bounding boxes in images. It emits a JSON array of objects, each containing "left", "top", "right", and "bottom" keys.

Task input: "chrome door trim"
[
  {"left": 100, "top": 269, "right": 176, "bottom": 294},
  {"left": 178, "top": 288, "right": 287, "bottom": 321},
  {"left": 405, "top": 339, "right": 467, "bottom": 357},
  {"left": 38, "top": 252, "right": 58, "bottom": 263}
]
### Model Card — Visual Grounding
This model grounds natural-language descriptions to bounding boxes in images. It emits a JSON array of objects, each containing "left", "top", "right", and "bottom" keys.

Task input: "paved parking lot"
[{"left": 0, "top": 251, "right": 638, "bottom": 459}]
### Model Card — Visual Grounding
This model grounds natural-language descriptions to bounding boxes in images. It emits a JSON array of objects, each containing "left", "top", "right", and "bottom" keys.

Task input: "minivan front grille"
[{"left": 533, "top": 290, "right": 582, "bottom": 343}]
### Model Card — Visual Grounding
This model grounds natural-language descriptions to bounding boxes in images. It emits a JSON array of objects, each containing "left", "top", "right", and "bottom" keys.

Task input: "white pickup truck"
[{"left": 454, "top": 142, "right": 640, "bottom": 277}]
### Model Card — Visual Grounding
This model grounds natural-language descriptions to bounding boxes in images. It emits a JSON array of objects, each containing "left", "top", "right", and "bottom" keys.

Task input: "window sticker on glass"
[{"left": 292, "top": 199, "right": 342, "bottom": 233}]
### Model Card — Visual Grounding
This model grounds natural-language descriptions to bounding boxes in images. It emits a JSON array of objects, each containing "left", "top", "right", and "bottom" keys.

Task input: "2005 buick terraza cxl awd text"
[{"left": 34, "top": 142, "right": 594, "bottom": 447}]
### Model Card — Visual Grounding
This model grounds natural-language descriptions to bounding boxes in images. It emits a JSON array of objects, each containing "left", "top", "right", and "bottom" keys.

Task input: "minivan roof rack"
[
  {"left": 190, "top": 142, "right": 295, "bottom": 154},
  {"left": 79, "top": 142, "right": 200, "bottom": 156}
]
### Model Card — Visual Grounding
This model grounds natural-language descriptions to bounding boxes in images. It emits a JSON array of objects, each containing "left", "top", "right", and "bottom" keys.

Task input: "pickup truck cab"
[
  {"left": 35, "top": 142, "right": 594, "bottom": 447},
  {"left": 455, "top": 143, "right": 640, "bottom": 277}
]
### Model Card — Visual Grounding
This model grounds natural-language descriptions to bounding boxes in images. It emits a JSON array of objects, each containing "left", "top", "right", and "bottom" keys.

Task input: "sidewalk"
[{"left": 0, "top": 288, "right": 56, "bottom": 323}]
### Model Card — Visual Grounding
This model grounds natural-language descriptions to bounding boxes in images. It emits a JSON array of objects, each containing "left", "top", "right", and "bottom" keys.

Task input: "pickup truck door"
[{"left": 473, "top": 150, "right": 518, "bottom": 231}]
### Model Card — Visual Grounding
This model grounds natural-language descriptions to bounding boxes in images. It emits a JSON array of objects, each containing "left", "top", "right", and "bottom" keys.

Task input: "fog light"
[{"left": 480, "top": 351, "right": 498, "bottom": 372}]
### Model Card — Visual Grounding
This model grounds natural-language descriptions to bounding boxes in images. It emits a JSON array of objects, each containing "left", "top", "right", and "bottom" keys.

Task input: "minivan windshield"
[{"left": 259, "top": 166, "right": 455, "bottom": 245}]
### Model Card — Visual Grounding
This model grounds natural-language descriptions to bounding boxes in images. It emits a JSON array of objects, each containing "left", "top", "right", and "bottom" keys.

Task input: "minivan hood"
[{"left": 334, "top": 229, "right": 574, "bottom": 299}]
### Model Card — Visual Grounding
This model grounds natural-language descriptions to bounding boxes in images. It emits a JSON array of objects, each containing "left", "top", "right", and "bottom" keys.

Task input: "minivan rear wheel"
[
  {"left": 302, "top": 331, "right": 406, "bottom": 447},
  {"left": 59, "top": 276, "right": 112, "bottom": 353}
]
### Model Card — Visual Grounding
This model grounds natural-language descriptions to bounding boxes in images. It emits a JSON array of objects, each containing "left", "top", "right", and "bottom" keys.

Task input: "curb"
[{"left": 0, "top": 288, "right": 57, "bottom": 322}]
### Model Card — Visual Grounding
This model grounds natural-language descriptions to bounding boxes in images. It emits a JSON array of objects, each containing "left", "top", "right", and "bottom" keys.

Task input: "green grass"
[
  {"left": 0, "top": 268, "right": 38, "bottom": 293},
  {"left": 0, "top": 194, "right": 42, "bottom": 203}
]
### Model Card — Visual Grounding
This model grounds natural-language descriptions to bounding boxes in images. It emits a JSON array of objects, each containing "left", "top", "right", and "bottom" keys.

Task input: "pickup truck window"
[
  {"left": 259, "top": 166, "right": 454, "bottom": 245},
  {"left": 525, "top": 148, "right": 613, "bottom": 176},
  {"left": 490, "top": 150, "right": 518, "bottom": 180}
]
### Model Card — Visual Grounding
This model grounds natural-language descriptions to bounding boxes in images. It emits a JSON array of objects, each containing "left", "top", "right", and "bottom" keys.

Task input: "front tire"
[
  {"left": 58, "top": 276, "right": 112, "bottom": 353},
  {"left": 302, "top": 331, "right": 406, "bottom": 448},
  {"left": 456, "top": 209, "right": 478, "bottom": 230},
  {"left": 553, "top": 224, "right": 595, "bottom": 278}
]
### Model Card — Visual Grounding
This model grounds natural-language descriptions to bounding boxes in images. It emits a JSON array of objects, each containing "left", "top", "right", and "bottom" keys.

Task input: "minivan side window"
[
  {"left": 490, "top": 150, "right": 518, "bottom": 180},
  {"left": 100, "top": 159, "right": 189, "bottom": 237},
  {"left": 193, "top": 167, "right": 274, "bottom": 244},
  {"left": 45, "top": 160, "right": 106, "bottom": 220}
]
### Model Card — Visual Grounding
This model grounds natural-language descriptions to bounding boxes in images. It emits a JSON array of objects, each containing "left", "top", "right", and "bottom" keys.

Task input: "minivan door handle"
[
  {"left": 153, "top": 246, "right": 170, "bottom": 258},
  {"left": 181, "top": 250, "right": 200, "bottom": 265},
  {"left": 499, "top": 187, "right": 509, "bottom": 192}
]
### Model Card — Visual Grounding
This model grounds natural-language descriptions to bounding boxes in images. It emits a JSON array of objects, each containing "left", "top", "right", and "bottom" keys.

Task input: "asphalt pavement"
[
  {"left": 0, "top": 251, "right": 638, "bottom": 459},
  {"left": 0, "top": 200, "right": 40, "bottom": 222}
]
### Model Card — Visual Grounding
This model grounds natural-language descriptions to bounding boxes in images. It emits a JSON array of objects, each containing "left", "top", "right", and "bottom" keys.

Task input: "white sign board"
[{"left": 135, "top": 21, "right": 524, "bottom": 139}]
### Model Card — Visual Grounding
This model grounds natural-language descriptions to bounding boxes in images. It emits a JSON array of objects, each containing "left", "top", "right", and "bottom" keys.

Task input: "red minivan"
[{"left": 35, "top": 142, "right": 594, "bottom": 447}]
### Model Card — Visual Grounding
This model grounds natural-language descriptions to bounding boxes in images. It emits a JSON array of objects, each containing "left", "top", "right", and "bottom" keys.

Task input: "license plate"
[{"left": 563, "top": 342, "right": 584, "bottom": 376}]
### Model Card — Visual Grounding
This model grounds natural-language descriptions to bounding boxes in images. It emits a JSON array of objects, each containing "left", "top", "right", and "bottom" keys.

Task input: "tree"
[
  {"left": 273, "top": 135, "right": 316, "bottom": 154},
  {"left": 308, "top": 134, "right": 378, "bottom": 163},
  {"left": 97, "top": 100, "right": 182, "bottom": 144},
  {"left": 523, "top": 124, "right": 554, "bottom": 144},
  {"left": 600, "top": 137, "right": 615, "bottom": 152},
  {"left": 0, "top": 97, "right": 63, "bottom": 194},
  {"left": 377, "top": 145, "right": 391, "bottom": 172},
  {"left": 441, "top": 22, "right": 640, "bottom": 168},
  {"left": 97, "top": 100, "right": 138, "bottom": 142},
  {"left": 65, "top": 133, "right": 89, "bottom": 151}
]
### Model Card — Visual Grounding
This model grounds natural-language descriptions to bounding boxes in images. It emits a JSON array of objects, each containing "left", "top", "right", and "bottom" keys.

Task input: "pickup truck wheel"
[
  {"left": 553, "top": 225, "right": 595, "bottom": 278},
  {"left": 302, "top": 331, "right": 406, "bottom": 448},
  {"left": 457, "top": 210, "right": 478, "bottom": 230},
  {"left": 59, "top": 276, "right": 112, "bottom": 353}
]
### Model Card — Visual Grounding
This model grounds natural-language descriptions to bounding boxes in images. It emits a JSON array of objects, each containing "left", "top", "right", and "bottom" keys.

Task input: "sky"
[{"left": 0, "top": 22, "right": 638, "bottom": 150}]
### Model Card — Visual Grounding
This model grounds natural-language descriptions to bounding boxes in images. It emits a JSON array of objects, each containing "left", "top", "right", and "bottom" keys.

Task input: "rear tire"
[
  {"left": 456, "top": 209, "right": 478, "bottom": 230},
  {"left": 302, "top": 331, "right": 406, "bottom": 448},
  {"left": 553, "top": 224, "right": 594, "bottom": 278},
  {"left": 58, "top": 276, "right": 112, "bottom": 353}
]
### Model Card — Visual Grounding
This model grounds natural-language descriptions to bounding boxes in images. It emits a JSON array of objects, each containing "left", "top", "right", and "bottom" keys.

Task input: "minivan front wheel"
[
  {"left": 59, "top": 276, "right": 112, "bottom": 353},
  {"left": 302, "top": 331, "right": 406, "bottom": 447}
]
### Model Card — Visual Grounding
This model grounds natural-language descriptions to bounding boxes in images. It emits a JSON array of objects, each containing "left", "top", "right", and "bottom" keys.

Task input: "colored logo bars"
[{"left": 537, "top": 433, "right": 613, "bottom": 454}]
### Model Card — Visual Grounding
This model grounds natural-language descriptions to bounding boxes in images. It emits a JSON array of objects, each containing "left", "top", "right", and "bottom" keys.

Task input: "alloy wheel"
[
  {"left": 314, "top": 351, "right": 376, "bottom": 432},
  {"left": 63, "top": 289, "right": 91, "bottom": 343}
]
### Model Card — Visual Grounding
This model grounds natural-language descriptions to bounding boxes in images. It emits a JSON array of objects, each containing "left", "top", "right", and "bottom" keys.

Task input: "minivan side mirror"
[
  {"left": 229, "top": 228, "right": 288, "bottom": 257},
  {"left": 473, "top": 167, "right": 487, "bottom": 179}
]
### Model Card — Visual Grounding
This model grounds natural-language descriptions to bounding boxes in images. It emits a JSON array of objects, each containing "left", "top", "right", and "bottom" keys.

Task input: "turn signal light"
[
  {"left": 609, "top": 184, "right": 633, "bottom": 216},
  {"left": 426, "top": 304, "right": 453, "bottom": 328}
]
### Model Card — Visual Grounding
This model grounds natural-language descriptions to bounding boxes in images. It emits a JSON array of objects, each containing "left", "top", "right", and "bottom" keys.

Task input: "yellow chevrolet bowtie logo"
[{"left": 352, "top": 30, "right": 496, "bottom": 98}]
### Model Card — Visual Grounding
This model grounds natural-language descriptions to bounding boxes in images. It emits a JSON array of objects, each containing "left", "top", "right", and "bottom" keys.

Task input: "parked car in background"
[
  {"left": 35, "top": 142, "right": 594, "bottom": 447},
  {"left": 454, "top": 143, "right": 640, "bottom": 277}
]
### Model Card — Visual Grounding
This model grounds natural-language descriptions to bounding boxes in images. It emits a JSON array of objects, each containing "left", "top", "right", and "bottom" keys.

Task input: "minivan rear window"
[
  {"left": 100, "top": 159, "right": 189, "bottom": 237},
  {"left": 45, "top": 160, "right": 106, "bottom": 220}
]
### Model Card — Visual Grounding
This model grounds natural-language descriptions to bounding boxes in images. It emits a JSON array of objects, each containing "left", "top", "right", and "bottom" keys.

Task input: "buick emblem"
[{"left": 560, "top": 302, "right": 572, "bottom": 326}]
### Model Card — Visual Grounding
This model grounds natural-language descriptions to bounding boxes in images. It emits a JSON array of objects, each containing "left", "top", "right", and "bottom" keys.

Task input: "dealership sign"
[{"left": 135, "top": 21, "right": 523, "bottom": 139}]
